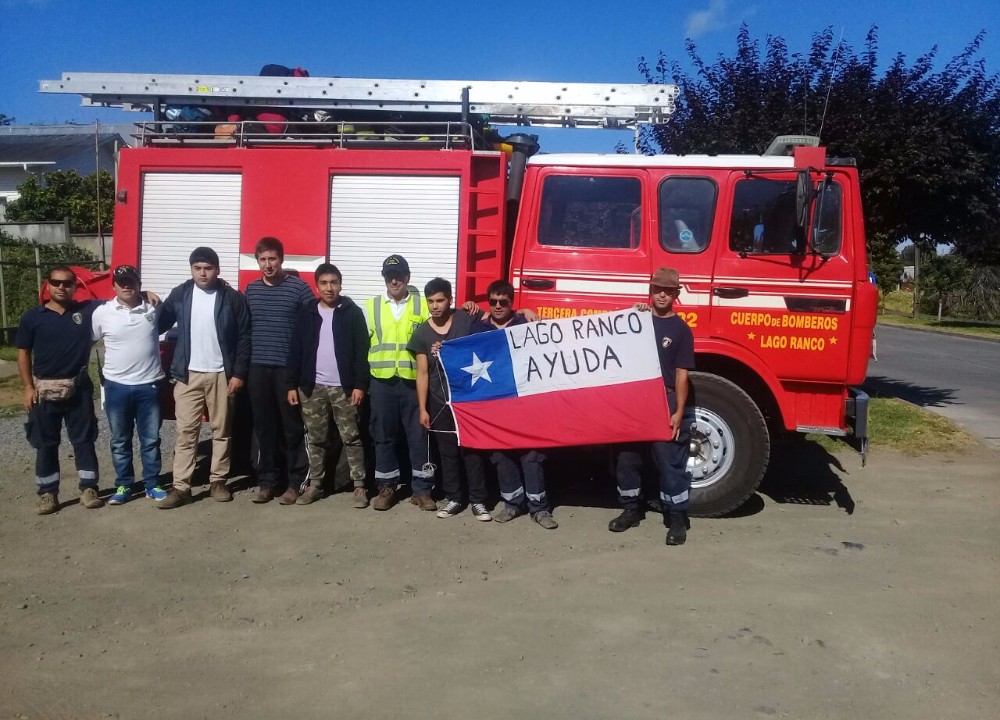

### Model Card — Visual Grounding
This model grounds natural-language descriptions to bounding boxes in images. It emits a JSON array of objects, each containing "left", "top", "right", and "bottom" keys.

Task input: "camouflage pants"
[{"left": 299, "top": 385, "right": 366, "bottom": 490}]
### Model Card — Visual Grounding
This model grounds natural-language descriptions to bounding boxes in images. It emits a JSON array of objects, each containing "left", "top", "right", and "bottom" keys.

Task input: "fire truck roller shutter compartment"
[
  {"left": 139, "top": 173, "right": 243, "bottom": 298},
  {"left": 329, "top": 175, "right": 461, "bottom": 301}
]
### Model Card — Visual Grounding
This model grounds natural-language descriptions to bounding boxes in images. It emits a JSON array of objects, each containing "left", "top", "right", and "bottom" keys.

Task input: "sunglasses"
[
  {"left": 488, "top": 297, "right": 512, "bottom": 307},
  {"left": 49, "top": 279, "right": 76, "bottom": 288}
]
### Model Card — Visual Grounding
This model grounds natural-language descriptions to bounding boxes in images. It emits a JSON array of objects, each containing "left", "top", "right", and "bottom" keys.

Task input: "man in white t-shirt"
[
  {"left": 91, "top": 265, "right": 168, "bottom": 504},
  {"left": 156, "top": 247, "right": 251, "bottom": 509}
]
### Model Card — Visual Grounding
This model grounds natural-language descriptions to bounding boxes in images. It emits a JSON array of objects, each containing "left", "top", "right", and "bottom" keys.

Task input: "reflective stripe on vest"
[{"left": 367, "top": 290, "right": 424, "bottom": 380}]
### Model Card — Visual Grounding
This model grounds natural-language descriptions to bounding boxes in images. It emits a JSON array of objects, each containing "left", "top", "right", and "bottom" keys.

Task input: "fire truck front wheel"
[{"left": 685, "top": 372, "right": 770, "bottom": 518}]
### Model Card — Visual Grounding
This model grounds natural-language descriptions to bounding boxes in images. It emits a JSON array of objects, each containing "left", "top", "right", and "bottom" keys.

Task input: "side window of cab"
[
  {"left": 538, "top": 176, "right": 642, "bottom": 249},
  {"left": 658, "top": 177, "right": 717, "bottom": 253},
  {"left": 729, "top": 177, "right": 843, "bottom": 255}
]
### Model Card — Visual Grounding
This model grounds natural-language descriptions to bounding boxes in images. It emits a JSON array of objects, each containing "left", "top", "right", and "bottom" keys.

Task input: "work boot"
[
  {"left": 533, "top": 510, "right": 559, "bottom": 529},
  {"left": 665, "top": 512, "right": 689, "bottom": 546},
  {"left": 352, "top": 487, "right": 370, "bottom": 509},
  {"left": 409, "top": 494, "right": 437, "bottom": 511},
  {"left": 36, "top": 492, "right": 59, "bottom": 515},
  {"left": 608, "top": 508, "right": 643, "bottom": 533},
  {"left": 79, "top": 487, "right": 104, "bottom": 509},
  {"left": 252, "top": 486, "right": 276, "bottom": 504},
  {"left": 277, "top": 487, "right": 299, "bottom": 505},
  {"left": 158, "top": 489, "right": 191, "bottom": 509},
  {"left": 296, "top": 486, "right": 323, "bottom": 505},
  {"left": 493, "top": 504, "right": 524, "bottom": 523},
  {"left": 372, "top": 486, "right": 397, "bottom": 511},
  {"left": 210, "top": 481, "right": 233, "bottom": 502}
]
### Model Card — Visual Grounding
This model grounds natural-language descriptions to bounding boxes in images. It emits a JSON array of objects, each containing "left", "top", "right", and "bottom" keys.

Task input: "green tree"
[
  {"left": 867, "top": 234, "right": 904, "bottom": 300},
  {"left": 4, "top": 169, "right": 115, "bottom": 234},
  {"left": 919, "top": 253, "right": 971, "bottom": 318},
  {"left": 638, "top": 25, "right": 1000, "bottom": 265}
]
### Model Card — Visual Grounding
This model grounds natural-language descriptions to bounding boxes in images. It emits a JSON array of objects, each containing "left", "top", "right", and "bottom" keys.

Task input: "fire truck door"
[{"left": 712, "top": 172, "right": 853, "bottom": 382}]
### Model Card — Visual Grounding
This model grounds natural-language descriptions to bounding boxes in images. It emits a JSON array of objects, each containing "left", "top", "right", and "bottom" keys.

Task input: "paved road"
[{"left": 864, "top": 325, "right": 1000, "bottom": 448}]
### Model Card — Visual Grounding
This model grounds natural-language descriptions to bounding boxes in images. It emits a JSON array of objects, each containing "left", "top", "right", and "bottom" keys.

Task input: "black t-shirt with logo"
[
  {"left": 651, "top": 313, "right": 695, "bottom": 390},
  {"left": 407, "top": 309, "right": 477, "bottom": 407},
  {"left": 16, "top": 301, "right": 99, "bottom": 379}
]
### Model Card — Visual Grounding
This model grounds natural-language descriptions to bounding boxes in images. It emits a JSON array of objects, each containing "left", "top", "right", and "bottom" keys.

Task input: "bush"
[{"left": 0, "top": 231, "right": 99, "bottom": 330}]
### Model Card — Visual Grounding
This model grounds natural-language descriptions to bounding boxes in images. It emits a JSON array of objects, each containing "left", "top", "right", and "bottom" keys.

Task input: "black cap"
[
  {"left": 381, "top": 254, "right": 410, "bottom": 277},
  {"left": 189, "top": 246, "right": 220, "bottom": 268},
  {"left": 113, "top": 264, "right": 141, "bottom": 285}
]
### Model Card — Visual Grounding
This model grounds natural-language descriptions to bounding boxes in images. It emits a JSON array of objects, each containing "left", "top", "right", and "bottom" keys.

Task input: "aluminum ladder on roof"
[{"left": 39, "top": 72, "right": 678, "bottom": 129}]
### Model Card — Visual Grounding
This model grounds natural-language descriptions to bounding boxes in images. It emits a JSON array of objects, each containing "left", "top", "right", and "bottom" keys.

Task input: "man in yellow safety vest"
[{"left": 363, "top": 255, "right": 433, "bottom": 511}]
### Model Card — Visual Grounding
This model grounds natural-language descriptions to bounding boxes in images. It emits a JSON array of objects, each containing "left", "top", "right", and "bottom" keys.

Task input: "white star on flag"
[{"left": 461, "top": 352, "right": 494, "bottom": 386}]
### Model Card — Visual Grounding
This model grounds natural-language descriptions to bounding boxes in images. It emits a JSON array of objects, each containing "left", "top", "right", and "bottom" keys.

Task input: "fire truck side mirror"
[{"left": 795, "top": 170, "right": 813, "bottom": 231}]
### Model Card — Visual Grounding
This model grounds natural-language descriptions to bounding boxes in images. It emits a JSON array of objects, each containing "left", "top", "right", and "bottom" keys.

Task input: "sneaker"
[
  {"left": 493, "top": 505, "right": 524, "bottom": 523},
  {"left": 471, "top": 503, "right": 492, "bottom": 522},
  {"left": 608, "top": 508, "right": 643, "bottom": 533},
  {"left": 210, "top": 481, "right": 233, "bottom": 502},
  {"left": 145, "top": 486, "right": 169, "bottom": 501},
  {"left": 372, "top": 486, "right": 397, "bottom": 511},
  {"left": 108, "top": 486, "right": 131, "bottom": 506},
  {"left": 296, "top": 486, "right": 323, "bottom": 505},
  {"left": 436, "top": 500, "right": 463, "bottom": 518},
  {"left": 36, "top": 492, "right": 59, "bottom": 515},
  {"left": 352, "top": 487, "right": 370, "bottom": 509},
  {"left": 79, "top": 487, "right": 104, "bottom": 509},
  {"left": 533, "top": 510, "right": 559, "bottom": 529},
  {"left": 158, "top": 489, "right": 191, "bottom": 509}
]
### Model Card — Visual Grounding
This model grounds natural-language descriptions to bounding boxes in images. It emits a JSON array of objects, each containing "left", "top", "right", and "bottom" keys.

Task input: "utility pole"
[{"left": 912, "top": 244, "right": 921, "bottom": 318}]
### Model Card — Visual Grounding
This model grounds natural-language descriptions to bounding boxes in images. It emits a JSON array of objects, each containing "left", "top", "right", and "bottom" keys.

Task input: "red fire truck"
[{"left": 43, "top": 72, "right": 876, "bottom": 516}]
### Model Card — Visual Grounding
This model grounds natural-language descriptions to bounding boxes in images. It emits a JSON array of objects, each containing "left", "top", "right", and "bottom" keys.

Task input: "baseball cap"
[
  {"left": 113, "top": 264, "right": 141, "bottom": 285},
  {"left": 650, "top": 267, "right": 681, "bottom": 288},
  {"left": 381, "top": 254, "right": 410, "bottom": 277}
]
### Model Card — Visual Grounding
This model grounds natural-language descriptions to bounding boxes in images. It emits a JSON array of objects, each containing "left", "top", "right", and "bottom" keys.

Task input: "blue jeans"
[{"left": 104, "top": 379, "right": 162, "bottom": 492}]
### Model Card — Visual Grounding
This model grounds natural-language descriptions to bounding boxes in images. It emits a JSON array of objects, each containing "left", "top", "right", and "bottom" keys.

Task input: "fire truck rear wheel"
[{"left": 685, "top": 372, "right": 770, "bottom": 518}]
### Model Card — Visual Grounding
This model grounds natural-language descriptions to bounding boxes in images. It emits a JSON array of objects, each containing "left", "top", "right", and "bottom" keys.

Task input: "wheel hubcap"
[{"left": 685, "top": 407, "right": 735, "bottom": 489}]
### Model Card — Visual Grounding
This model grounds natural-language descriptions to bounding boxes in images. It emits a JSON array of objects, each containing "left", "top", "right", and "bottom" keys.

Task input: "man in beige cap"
[{"left": 609, "top": 267, "right": 695, "bottom": 545}]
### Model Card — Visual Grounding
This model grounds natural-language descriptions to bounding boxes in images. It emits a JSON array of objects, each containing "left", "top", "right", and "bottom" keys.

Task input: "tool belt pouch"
[{"left": 33, "top": 376, "right": 78, "bottom": 402}]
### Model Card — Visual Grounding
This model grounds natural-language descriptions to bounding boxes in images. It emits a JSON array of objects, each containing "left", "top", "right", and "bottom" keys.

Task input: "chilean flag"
[{"left": 437, "top": 309, "right": 672, "bottom": 449}]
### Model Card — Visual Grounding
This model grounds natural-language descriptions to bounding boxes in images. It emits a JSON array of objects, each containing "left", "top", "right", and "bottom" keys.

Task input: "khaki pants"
[{"left": 172, "top": 371, "right": 233, "bottom": 491}]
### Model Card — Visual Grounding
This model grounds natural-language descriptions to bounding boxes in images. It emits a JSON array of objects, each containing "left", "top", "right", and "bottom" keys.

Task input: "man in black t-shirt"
[
  {"left": 16, "top": 266, "right": 102, "bottom": 515},
  {"left": 609, "top": 267, "right": 696, "bottom": 546},
  {"left": 408, "top": 277, "right": 491, "bottom": 521},
  {"left": 465, "top": 280, "right": 557, "bottom": 529}
]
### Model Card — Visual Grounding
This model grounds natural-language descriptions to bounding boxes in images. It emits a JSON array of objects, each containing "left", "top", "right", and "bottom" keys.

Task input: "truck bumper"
[{"left": 845, "top": 387, "right": 870, "bottom": 466}]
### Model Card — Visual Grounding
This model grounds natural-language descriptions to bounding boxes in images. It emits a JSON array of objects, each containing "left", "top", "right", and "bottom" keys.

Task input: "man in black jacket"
[
  {"left": 156, "top": 247, "right": 251, "bottom": 508},
  {"left": 286, "top": 263, "right": 370, "bottom": 506}
]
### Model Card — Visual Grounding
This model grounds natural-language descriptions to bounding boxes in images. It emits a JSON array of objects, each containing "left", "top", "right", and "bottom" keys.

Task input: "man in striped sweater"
[{"left": 245, "top": 237, "right": 317, "bottom": 504}]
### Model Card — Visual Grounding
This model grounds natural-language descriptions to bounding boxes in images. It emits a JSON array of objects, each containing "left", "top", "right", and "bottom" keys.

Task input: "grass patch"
[
  {"left": 877, "top": 313, "right": 1000, "bottom": 339},
  {"left": 0, "top": 345, "right": 17, "bottom": 362},
  {"left": 807, "top": 397, "right": 974, "bottom": 454},
  {"left": 878, "top": 290, "right": 1000, "bottom": 339}
]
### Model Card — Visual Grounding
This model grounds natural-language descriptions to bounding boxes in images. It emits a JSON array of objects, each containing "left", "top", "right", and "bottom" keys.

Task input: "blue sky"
[{"left": 1, "top": 0, "right": 997, "bottom": 153}]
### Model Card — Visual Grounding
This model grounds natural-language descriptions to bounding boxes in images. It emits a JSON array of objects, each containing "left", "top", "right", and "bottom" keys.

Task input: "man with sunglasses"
[
  {"left": 363, "top": 255, "right": 431, "bottom": 511},
  {"left": 609, "top": 267, "right": 695, "bottom": 546},
  {"left": 91, "top": 265, "right": 169, "bottom": 505},
  {"left": 16, "top": 266, "right": 104, "bottom": 515},
  {"left": 464, "top": 280, "right": 557, "bottom": 529}
]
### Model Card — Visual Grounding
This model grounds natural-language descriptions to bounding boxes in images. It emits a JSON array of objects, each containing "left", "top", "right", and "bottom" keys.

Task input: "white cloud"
[{"left": 684, "top": 0, "right": 733, "bottom": 39}]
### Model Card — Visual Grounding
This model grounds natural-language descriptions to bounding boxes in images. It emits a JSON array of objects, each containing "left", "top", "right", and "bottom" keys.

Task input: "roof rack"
[{"left": 40, "top": 72, "right": 678, "bottom": 129}]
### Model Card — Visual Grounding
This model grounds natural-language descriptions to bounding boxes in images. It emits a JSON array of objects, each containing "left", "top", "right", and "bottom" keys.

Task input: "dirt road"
[{"left": 1, "top": 438, "right": 997, "bottom": 720}]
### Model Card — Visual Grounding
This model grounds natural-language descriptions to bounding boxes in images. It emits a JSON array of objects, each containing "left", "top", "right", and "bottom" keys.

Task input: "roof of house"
[{"left": 0, "top": 133, "right": 126, "bottom": 164}]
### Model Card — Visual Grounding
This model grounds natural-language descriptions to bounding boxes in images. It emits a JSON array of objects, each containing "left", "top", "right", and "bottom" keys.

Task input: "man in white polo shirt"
[{"left": 91, "top": 265, "right": 169, "bottom": 504}]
